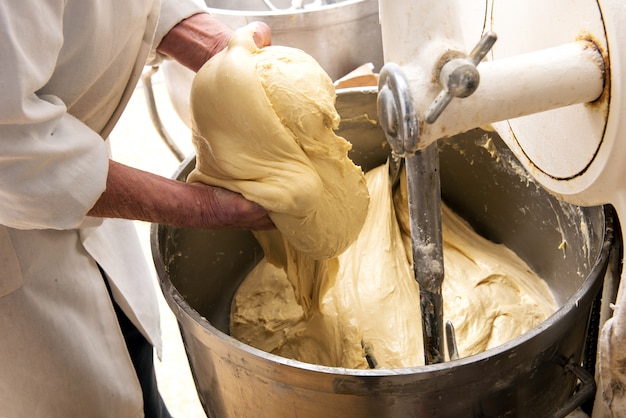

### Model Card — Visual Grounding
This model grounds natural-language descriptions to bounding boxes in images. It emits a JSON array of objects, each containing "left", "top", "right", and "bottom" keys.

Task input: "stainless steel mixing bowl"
[
  {"left": 161, "top": 0, "right": 383, "bottom": 126},
  {"left": 202, "top": 0, "right": 383, "bottom": 81},
  {"left": 151, "top": 88, "right": 615, "bottom": 417}
]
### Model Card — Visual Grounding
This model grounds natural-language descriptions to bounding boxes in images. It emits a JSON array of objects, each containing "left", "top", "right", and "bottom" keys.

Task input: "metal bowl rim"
[{"left": 150, "top": 168, "right": 614, "bottom": 377}]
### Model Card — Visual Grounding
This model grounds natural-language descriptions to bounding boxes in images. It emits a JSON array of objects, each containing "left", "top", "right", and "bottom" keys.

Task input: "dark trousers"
[{"left": 101, "top": 267, "right": 171, "bottom": 418}]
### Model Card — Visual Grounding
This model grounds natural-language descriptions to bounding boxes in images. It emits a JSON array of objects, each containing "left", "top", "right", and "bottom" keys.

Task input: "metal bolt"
[{"left": 424, "top": 31, "right": 497, "bottom": 124}]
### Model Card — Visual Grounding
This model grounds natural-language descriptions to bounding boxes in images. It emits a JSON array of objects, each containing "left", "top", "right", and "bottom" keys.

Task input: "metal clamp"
[
  {"left": 377, "top": 63, "right": 420, "bottom": 157},
  {"left": 424, "top": 31, "right": 497, "bottom": 124}
]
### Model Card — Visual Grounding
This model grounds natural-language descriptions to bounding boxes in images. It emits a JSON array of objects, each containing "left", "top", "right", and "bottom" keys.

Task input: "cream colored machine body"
[{"left": 377, "top": 0, "right": 626, "bottom": 415}]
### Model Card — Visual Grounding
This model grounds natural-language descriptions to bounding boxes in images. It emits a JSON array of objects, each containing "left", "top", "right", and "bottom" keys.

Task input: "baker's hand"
[
  {"left": 190, "top": 183, "right": 275, "bottom": 230},
  {"left": 157, "top": 14, "right": 272, "bottom": 72},
  {"left": 88, "top": 160, "right": 275, "bottom": 231},
  {"left": 249, "top": 21, "right": 272, "bottom": 48}
]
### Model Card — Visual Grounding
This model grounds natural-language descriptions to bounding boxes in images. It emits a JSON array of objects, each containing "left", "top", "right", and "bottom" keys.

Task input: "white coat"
[{"left": 0, "top": 0, "right": 204, "bottom": 416}]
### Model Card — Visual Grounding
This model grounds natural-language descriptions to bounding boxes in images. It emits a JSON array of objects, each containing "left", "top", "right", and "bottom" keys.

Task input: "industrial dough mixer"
[
  {"left": 376, "top": 0, "right": 626, "bottom": 415},
  {"left": 151, "top": 0, "right": 626, "bottom": 416}
]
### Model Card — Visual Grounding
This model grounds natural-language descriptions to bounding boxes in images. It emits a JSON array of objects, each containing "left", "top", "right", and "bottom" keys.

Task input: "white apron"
[{"left": 0, "top": 0, "right": 204, "bottom": 416}]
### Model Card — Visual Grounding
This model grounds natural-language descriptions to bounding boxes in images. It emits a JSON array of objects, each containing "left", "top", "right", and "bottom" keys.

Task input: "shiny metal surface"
[
  {"left": 403, "top": 144, "right": 445, "bottom": 365},
  {"left": 160, "top": 0, "right": 383, "bottom": 130},
  {"left": 203, "top": 0, "right": 383, "bottom": 81},
  {"left": 378, "top": 64, "right": 445, "bottom": 365},
  {"left": 152, "top": 88, "right": 614, "bottom": 417},
  {"left": 424, "top": 31, "right": 497, "bottom": 124}
]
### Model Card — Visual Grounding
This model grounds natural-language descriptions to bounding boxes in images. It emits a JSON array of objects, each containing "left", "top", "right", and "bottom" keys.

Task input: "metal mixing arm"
[
  {"left": 378, "top": 32, "right": 496, "bottom": 364},
  {"left": 378, "top": 64, "right": 445, "bottom": 365}
]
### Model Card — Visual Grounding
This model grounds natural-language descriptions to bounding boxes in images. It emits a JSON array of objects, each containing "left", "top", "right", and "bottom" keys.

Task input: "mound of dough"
[
  {"left": 231, "top": 163, "right": 557, "bottom": 368},
  {"left": 187, "top": 26, "right": 369, "bottom": 263},
  {"left": 231, "top": 164, "right": 423, "bottom": 368}
]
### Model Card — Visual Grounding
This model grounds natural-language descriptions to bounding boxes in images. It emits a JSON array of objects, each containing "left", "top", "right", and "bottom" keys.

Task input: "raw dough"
[
  {"left": 188, "top": 26, "right": 369, "bottom": 311},
  {"left": 231, "top": 164, "right": 557, "bottom": 368},
  {"left": 187, "top": 26, "right": 556, "bottom": 369}
]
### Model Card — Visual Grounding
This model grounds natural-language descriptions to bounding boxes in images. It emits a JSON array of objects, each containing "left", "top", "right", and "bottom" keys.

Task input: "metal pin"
[
  {"left": 445, "top": 320, "right": 459, "bottom": 361},
  {"left": 362, "top": 339, "right": 378, "bottom": 369}
]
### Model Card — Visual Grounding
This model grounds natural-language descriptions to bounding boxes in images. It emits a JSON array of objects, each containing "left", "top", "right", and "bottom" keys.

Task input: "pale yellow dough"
[
  {"left": 188, "top": 26, "right": 556, "bottom": 369},
  {"left": 231, "top": 164, "right": 557, "bottom": 368},
  {"left": 188, "top": 26, "right": 369, "bottom": 311}
]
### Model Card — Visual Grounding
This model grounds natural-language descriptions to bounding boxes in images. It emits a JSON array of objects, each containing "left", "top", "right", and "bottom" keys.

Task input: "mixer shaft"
[
  {"left": 405, "top": 145, "right": 445, "bottom": 364},
  {"left": 378, "top": 64, "right": 446, "bottom": 365}
]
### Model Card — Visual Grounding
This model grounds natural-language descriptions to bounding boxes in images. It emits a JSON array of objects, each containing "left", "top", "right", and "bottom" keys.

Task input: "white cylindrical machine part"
[
  {"left": 378, "top": 0, "right": 626, "bottom": 416},
  {"left": 417, "top": 41, "right": 604, "bottom": 145}
]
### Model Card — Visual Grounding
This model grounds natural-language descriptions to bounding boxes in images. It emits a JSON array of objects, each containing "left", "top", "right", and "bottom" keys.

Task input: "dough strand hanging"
[{"left": 188, "top": 26, "right": 369, "bottom": 312}]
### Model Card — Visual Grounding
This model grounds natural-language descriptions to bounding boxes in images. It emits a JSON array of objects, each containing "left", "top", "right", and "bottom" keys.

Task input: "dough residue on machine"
[{"left": 188, "top": 26, "right": 557, "bottom": 369}]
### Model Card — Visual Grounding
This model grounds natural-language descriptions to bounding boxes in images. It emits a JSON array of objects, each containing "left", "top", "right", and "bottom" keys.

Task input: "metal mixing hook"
[
  {"left": 378, "top": 63, "right": 446, "bottom": 365},
  {"left": 377, "top": 62, "right": 419, "bottom": 157}
]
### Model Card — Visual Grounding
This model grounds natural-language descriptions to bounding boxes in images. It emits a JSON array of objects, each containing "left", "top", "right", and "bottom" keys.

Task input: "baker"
[{"left": 0, "top": 2, "right": 273, "bottom": 417}]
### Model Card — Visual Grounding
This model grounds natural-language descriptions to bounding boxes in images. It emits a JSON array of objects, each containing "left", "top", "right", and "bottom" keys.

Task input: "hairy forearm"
[
  {"left": 91, "top": 16, "right": 276, "bottom": 230},
  {"left": 87, "top": 160, "right": 273, "bottom": 230},
  {"left": 156, "top": 13, "right": 233, "bottom": 72},
  {"left": 157, "top": 13, "right": 271, "bottom": 72}
]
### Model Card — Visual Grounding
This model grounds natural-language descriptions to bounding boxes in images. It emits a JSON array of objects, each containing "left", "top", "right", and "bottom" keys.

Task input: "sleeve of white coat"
[
  {"left": 0, "top": 2, "right": 109, "bottom": 230},
  {"left": 147, "top": 0, "right": 207, "bottom": 65}
]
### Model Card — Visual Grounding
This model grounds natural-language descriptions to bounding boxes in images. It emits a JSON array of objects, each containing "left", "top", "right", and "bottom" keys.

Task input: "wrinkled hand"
[
  {"left": 189, "top": 182, "right": 275, "bottom": 230},
  {"left": 157, "top": 14, "right": 272, "bottom": 72},
  {"left": 88, "top": 160, "right": 275, "bottom": 231}
]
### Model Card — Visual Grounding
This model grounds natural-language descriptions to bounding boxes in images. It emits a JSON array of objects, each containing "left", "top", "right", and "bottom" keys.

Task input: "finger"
[
  {"left": 193, "top": 183, "right": 275, "bottom": 230},
  {"left": 237, "top": 201, "right": 276, "bottom": 230},
  {"left": 248, "top": 214, "right": 276, "bottom": 231},
  {"left": 249, "top": 21, "right": 272, "bottom": 47}
]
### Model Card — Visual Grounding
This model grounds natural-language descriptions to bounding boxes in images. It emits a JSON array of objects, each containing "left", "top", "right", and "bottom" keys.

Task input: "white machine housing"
[{"left": 378, "top": 0, "right": 626, "bottom": 415}]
